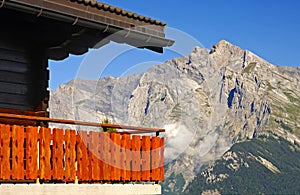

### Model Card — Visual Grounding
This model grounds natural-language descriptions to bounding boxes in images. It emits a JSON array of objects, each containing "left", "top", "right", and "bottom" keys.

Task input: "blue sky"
[{"left": 49, "top": 0, "right": 300, "bottom": 89}]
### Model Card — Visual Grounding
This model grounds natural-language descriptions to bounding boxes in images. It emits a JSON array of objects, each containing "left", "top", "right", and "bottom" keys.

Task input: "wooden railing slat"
[
  {"left": 111, "top": 133, "right": 121, "bottom": 181},
  {"left": 151, "top": 137, "right": 161, "bottom": 181},
  {"left": 12, "top": 125, "right": 24, "bottom": 179},
  {"left": 39, "top": 127, "right": 51, "bottom": 180},
  {"left": 98, "top": 132, "right": 104, "bottom": 181},
  {"left": 160, "top": 138, "right": 165, "bottom": 181},
  {"left": 65, "top": 130, "right": 76, "bottom": 182},
  {"left": 103, "top": 132, "right": 111, "bottom": 181},
  {"left": 121, "top": 134, "right": 131, "bottom": 181},
  {"left": 142, "top": 136, "right": 151, "bottom": 181},
  {"left": 26, "top": 126, "right": 38, "bottom": 180},
  {"left": 77, "top": 131, "right": 90, "bottom": 181},
  {"left": 52, "top": 128, "right": 64, "bottom": 180},
  {"left": 131, "top": 135, "right": 141, "bottom": 181},
  {"left": 0, "top": 124, "right": 11, "bottom": 180},
  {"left": 90, "top": 131, "right": 101, "bottom": 181}
]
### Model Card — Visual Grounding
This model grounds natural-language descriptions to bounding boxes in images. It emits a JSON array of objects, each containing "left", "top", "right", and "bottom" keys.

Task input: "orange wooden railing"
[{"left": 0, "top": 124, "right": 164, "bottom": 183}]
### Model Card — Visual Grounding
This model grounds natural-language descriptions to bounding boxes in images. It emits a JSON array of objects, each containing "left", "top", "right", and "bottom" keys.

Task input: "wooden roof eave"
[{"left": 3, "top": 0, "right": 174, "bottom": 58}]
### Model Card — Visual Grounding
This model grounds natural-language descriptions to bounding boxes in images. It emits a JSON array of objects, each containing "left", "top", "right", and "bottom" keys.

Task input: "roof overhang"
[{"left": 1, "top": 0, "right": 174, "bottom": 60}]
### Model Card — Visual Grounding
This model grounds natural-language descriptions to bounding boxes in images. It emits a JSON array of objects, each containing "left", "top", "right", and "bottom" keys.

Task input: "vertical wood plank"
[
  {"left": 0, "top": 124, "right": 1, "bottom": 179},
  {"left": 90, "top": 131, "right": 101, "bottom": 181},
  {"left": 26, "top": 126, "right": 38, "bottom": 180},
  {"left": 77, "top": 131, "right": 90, "bottom": 181},
  {"left": 0, "top": 124, "right": 11, "bottom": 180},
  {"left": 142, "top": 136, "right": 151, "bottom": 181},
  {"left": 151, "top": 137, "right": 160, "bottom": 181},
  {"left": 126, "top": 134, "right": 132, "bottom": 181},
  {"left": 102, "top": 132, "right": 111, "bottom": 181},
  {"left": 131, "top": 135, "right": 141, "bottom": 181},
  {"left": 39, "top": 127, "right": 51, "bottom": 180},
  {"left": 65, "top": 129, "right": 76, "bottom": 182},
  {"left": 52, "top": 128, "right": 64, "bottom": 180},
  {"left": 98, "top": 132, "right": 104, "bottom": 181},
  {"left": 111, "top": 133, "right": 121, "bottom": 181},
  {"left": 120, "top": 134, "right": 131, "bottom": 181},
  {"left": 110, "top": 133, "right": 115, "bottom": 181},
  {"left": 159, "top": 138, "right": 165, "bottom": 181},
  {"left": 12, "top": 125, "right": 24, "bottom": 180}
]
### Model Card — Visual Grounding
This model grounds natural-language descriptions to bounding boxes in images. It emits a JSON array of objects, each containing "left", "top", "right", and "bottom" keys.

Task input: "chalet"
[{"left": 0, "top": 0, "right": 173, "bottom": 194}]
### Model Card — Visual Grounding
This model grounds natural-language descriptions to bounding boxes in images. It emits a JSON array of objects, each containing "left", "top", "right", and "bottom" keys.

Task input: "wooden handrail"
[{"left": 0, "top": 113, "right": 165, "bottom": 133}]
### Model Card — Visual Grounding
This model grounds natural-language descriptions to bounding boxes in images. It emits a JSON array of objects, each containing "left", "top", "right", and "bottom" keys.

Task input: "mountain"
[
  {"left": 185, "top": 134, "right": 300, "bottom": 194},
  {"left": 50, "top": 40, "right": 300, "bottom": 194}
]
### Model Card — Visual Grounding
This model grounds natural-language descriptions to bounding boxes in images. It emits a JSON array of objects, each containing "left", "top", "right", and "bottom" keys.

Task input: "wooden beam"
[{"left": 0, "top": 113, "right": 165, "bottom": 133}]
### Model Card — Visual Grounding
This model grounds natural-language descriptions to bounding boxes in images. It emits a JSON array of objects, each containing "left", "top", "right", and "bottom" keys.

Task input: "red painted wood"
[
  {"left": 111, "top": 133, "right": 121, "bottom": 181},
  {"left": 151, "top": 137, "right": 160, "bottom": 181},
  {"left": 12, "top": 125, "right": 24, "bottom": 180},
  {"left": 65, "top": 129, "right": 76, "bottom": 182},
  {"left": 102, "top": 132, "right": 111, "bottom": 181},
  {"left": 25, "top": 126, "right": 38, "bottom": 180},
  {"left": 120, "top": 134, "right": 130, "bottom": 181},
  {"left": 90, "top": 131, "right": 101, "bottom": 181},
  {"left": 142, "top": 136, "right": 151, "bottom": 181},
  {"left": 98, "top": 132, "right": 104, "bottom": 180},
  {"left": 52, "top": 128, "right": 64, "bottom": 180},
  {"left": 126, "top": 134, "right": 132, "bottom": 181},
  {"left": 0, "top": 124, "right": 11, "bottom": 180},
  {"left": 160, "top": 138, "right": 165, "bottom": 181},
  {"left": 0, "top": 123, "right": 164, "bottom": 183},
  {"left": 39, "top": 127, "right": 51, "bottom": 180},
  {"left": 0, "top": 113, "right": 165, "bottom": 133},
  {"left": 131, "top": 135, "right": 141, "bottom": 181},
  {"left": 77, "top": 131, "right": 90, "bottom": 181}
]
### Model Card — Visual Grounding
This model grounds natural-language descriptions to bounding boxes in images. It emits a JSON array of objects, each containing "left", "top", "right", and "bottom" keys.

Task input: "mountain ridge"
[{"left": 50, "top": 40, "right": 300, "bottom": 194}]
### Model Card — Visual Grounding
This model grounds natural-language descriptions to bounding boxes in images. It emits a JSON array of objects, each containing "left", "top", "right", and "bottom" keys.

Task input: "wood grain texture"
[
  {"left": 0, "top": 124, "right": 11, "bottom": 180},
  {"left": 25, "top": 126, "right": 38, "bottom": 179},
  {"left": 0, "top": 123, "right": 165, "bottom": 183},
  {"left": 151, "top": 137, "right": 161, "bottom": 181},
  {"left": 102, "top": 133, "right": 111, "bottom": 181},
  {"left": 39, "top": 127, "right": 51, "bottom": 180},
  {"left": 65, "top": 130, "right": 76, "bottom": 182},
  {"left": 90, "top": 131, "right": 101, "bottom": 181},
  {"left": 52, "top": 128, "right": 64, "bottom": 180},
  {"left": 12, "top": 125, "right": 25, "bottom": 180},
  {"left": 160, "top": 138, "right": 165, "bottom": 181},
  {"left": 77, "top": 131, "right": 90, "bottom": 181},
  {"left": 121, "top": 133, "right": 131, "bottom": 181},
  {"left": 111, "top": 133, "right": 121, "bottom": 181},
  {"left": 142, "top": 136, "right": 151, "bottom": 181},
  {"left": 131, "top": 135, "right": 141, "bottom": 181}
]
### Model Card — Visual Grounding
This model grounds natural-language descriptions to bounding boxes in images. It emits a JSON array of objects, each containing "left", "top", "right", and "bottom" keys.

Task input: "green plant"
[
  {"left": 283, "top": 91, "right": 300, "bottom": 104},
  {"left": 242, "top": 62, "right": 257, "bottom": 74},
  {"left": 101, "top": 118, "right": 117, "bottom": 133},
  {"left": 266, "top": 81, "right": 276, "bottom": 91}
]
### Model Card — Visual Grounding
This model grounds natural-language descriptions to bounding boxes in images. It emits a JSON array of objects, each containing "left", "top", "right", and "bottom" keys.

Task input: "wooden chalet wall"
[{"left": 0, "top": 25, "right": 49, "bottom": 116}]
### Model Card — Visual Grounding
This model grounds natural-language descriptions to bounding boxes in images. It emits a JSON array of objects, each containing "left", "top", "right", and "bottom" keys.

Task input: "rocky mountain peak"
[
  {"left": 210, "top": 40, "right": 243, "bottom": 55},
  {"left": 50, "top": 40, "right": 300, "bottom": 194}
]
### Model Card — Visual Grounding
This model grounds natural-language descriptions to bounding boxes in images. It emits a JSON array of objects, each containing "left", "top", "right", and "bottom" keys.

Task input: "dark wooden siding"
[{"left": 0, "top": 36, "right": 49, "bottom": 114}]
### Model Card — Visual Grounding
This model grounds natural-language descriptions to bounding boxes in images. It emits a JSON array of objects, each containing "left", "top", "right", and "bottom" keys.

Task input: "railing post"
[{"left": 156, "top": 131, "right": 159, "bottom": 137}]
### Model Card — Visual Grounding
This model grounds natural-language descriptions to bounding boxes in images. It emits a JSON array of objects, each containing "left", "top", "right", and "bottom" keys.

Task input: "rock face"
[
  {"left": 50, "top": 40, "right": 300, "bottom": 193},
  {"left": 185, "top": 135, "right": 300, "bottom": 194}
]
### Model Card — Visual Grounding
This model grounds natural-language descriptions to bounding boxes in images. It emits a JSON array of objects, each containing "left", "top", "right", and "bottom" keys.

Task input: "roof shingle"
[{"left": 70, "top": 0, "right": 166, "bottom": 26}]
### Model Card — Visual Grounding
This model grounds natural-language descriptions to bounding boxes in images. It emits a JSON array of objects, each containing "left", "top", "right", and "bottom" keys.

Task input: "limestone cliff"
[{"left": 50, "top": 40, "right": 300, "bottom": 193}]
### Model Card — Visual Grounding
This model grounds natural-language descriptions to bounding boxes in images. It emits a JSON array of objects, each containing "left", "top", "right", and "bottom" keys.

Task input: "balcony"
[{"left": 0, "top": 113, "right": 165, "bottom": 184}]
